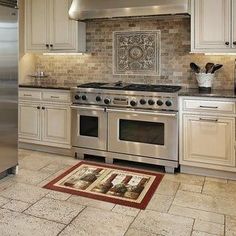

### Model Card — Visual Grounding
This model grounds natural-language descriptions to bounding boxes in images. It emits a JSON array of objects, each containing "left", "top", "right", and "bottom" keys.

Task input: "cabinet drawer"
[
  {"left": 42, "top": 91, "right": 70, "bottom": 102},
  {"left": 183, "top": 100, "right": 235, "bottom": 114},
  {"left": 19, "top": 90, "right": 42, "bottom": 100}
]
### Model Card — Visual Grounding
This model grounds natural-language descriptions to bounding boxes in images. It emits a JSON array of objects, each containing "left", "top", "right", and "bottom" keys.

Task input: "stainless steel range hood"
[{"left": 69, "top": 0, "right": 190, "bottom": 20}]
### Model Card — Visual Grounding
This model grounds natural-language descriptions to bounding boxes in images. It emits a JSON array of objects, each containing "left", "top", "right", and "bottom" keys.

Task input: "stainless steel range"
[{"left": 71, "top": 81, "right": 181, "bottom": 173}]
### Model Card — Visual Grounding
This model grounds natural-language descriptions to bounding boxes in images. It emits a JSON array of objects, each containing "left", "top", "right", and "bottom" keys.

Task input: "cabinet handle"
[
  {"left": 37, "top": 106, "right": 40, "bottom": 110},
  {"left": 225, "top": 41, "right": 230, "bottom": 46},
  {"left": 23, "top": 94, "right": 32, "bottom": 97},
  {"left": 199, "top": 118, "right": 218, "bottom": 122},
  {"left": 199, "top": 105, "right": 218, "bottom": 109},
  {"left": 42, "top": 107, "right": 45, "bottom": 110},
  {"left": 50, "top": 96, "right": 59, "bottom": 99}
]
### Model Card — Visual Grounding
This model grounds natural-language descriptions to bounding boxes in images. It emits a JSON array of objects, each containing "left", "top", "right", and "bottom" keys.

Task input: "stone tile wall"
[{"left": 27, "top": 16, "right": 235, "bottom": 89}]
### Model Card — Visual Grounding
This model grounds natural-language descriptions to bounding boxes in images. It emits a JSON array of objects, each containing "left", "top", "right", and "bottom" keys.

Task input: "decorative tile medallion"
[
  {"left": 113, "top": 30, "right": 161, "bottom": 75},
  {"left": 44, "top": 161, "right": 164, "bottom": 209}
]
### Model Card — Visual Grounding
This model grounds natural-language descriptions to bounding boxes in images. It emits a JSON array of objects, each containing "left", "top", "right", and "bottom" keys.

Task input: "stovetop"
[{"left": 77, "top": 82, "right": 181, "bottom": 93}]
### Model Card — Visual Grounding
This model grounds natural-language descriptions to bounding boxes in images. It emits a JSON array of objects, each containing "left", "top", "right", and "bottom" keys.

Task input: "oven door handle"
[
  {"left": 106, "top": 108, "right": 177, "bottom": 117},
  {"left": 71, "top": 105, "right": 106, "bottom": 112}
]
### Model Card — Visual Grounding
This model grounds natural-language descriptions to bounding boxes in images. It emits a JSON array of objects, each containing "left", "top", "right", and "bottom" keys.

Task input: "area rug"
[{"left": 43, "top": 161, "right": 164, "bottom": 209}]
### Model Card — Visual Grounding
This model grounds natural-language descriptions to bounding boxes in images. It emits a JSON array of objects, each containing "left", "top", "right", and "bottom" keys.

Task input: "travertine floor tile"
[
  {"left": 226, "top": 215, "right": 236, "bottom": 236},
  {"left": 25, "top": 197, "right": 84, "bottom": 224},
  {"left": 173, "top": 190, "right": 236, "bottom": 216},
  {"left": 192, "top": 231, "right": 218, "bottom": 236},
  {"left": 2, "top": 199, "right": 31, "bottom": 212},
  {"left": 205, "top": 177, "right": 227, "bottom": 184},
  {"left": 0, "top": 196, "right": 9, "bottom": 207},
  {"left": 169, "top": 205, "right": 224, "bottom": 224},
  {"left": 112, "top": 205, "right": 140, "bottom": 217},
  {"left": 39, "top": 163, "right": 70, "bottom": 175},
  {"left": 179, "top": 183, "right": 202, "bottom": 193},
  {"left": 46, "top": 190, "right": 71, "bottom": 201},
  {"left": 0, "top": 183, "right": 49, "bottom": 203},
  {"left": 193, "top": 219, "right": 224, "bottom": 235},
  {"left": 67, "top": 195, "right": 115, "bottom": 210},
  {"left": 13, "top": 169, "right": 51, "bottom": 185},
  {"left": 202, "top": 181, "right": 236, "bottom": 198},
  {"left": 0, "top": 208, "right": 64, "bottom": 236},
  {"left": 164, "top": 173, "right": 205, "bottom": 186},
  {"left": 125, "top": 228, "right": 159, "bottom": 236},
  {"left": 59, "top": 207, "right": 134, "bottom": 236},
  {"left": 131, "top": 210, "right": 193, "bottom": 236},
  {"left": 155, "top": 180, "right": 179, "bottom": 196},
  {"left": 146, "top": 194, "right": 173, "bottom": 213}
]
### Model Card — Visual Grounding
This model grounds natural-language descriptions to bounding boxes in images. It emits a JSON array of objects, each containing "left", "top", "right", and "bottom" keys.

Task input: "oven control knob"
[
  {"left": 82, "top": 95, "right": 87, "bottom": 101},
  {"left": 104, "top": 98, "right": 111, "bottom": 105},
  {"left": 130, "top": 100, "right": 137, "bottom": 107},
  {"left": 74, "top": 95, "right": 81, "bottom": 100},
  {"left": 165, "top": 100, "right": 172, "bottom": 107},
  {"left": 140, "top": 99, "right": 146, "bottom": 105},
  {"left": 157, "top": 100, "right": 163, "bottom": 106},
  {"left": 148, "top": 99, "right": 155, "bottom": 106},
  {"left": 96, "top": 96, "right": 102, "bottom": 102}
]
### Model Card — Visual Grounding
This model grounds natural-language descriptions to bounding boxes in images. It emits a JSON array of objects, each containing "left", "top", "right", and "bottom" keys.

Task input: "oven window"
[
  {"left": 119, "top": 119, "right": 164, "bottom": 145},
  {"left": 80, "top": 116, "right": 98, "bottom": 137}
]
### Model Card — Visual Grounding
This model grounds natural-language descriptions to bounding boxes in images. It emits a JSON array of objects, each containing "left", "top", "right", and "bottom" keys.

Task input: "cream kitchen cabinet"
[
  {"left": 19, "top": 88, "right": 71, "bottom": 149},
  {"left": 179, "top": 97, "right": 236, "bottom": 176},
  {"left": 25, "top": 0, "right": 86, "bottom": 53},
  {"left": 191, "top": 0, "right": 236, "bottom": 53},
  {"left": 182, "top": 114, "right": 235, "bottom": 167}
]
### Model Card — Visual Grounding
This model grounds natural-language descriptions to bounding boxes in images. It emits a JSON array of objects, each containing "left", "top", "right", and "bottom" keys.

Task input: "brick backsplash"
[{"left": 28, "top": 16, "right": 235, "bottom": 90}]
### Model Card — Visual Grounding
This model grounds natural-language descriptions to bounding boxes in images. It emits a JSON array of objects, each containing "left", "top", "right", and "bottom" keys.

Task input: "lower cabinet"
[
  {"left": 42, "top": 104, "right": 70, "bottom": 145},
  {"left": 19, "top": 102, "right": 41, "bottom": 141},
  {"left": 182, "top": 114, "right": 235, "bottom": 167},
  {"left": 18, "top": 88, "right": 71, "bottom": 149},
  {"left": 179, "top": 97, "right": 236, "bottom": 173}
]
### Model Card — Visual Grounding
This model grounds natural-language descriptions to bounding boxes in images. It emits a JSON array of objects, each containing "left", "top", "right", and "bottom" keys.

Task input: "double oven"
[{"left": 71, "top": 103, "right": 178, "bottom": 172}]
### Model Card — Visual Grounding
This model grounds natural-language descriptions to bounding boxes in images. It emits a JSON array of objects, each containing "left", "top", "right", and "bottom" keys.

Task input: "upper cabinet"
[
  {"left": 191, "top": 0, "right": 236, "bottom": 53},
  {"left": 25, "top": 0, "right": 86, "bottom": 53}
]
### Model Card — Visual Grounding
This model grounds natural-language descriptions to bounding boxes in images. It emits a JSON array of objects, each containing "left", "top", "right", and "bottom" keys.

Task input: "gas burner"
[
  {"left": 125, "top": 84, "right": 182, "bottom": 93},
  {"left": 77, "top": 82, "right": 107, "bottom": 88}
]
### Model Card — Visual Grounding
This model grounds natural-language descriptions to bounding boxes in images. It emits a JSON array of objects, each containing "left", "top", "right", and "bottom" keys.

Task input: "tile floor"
[{"left": 0, "top": 149, "right": 235, "bottom": 236}]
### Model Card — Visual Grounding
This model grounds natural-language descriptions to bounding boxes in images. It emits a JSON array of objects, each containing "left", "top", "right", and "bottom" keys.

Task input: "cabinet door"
[
  {"left": 232, "top": 0, "right": 236, "bottom": 48},
  {"left": 183, "top": 115, "right": 235, "bottom": 167},
  {"left": 193, "top": 0, "right": 231, "bottom": 50},
  {"left": 18, "top": 102, "right": 41, "bottom": 141},
  {"left": 25, "top": 0, "right": 50, "bottom": 52},
  {"left": 42, "top": 104, "right": 71, "bottom": 145},
  {"left": 49, "top": 0, "right": 78, "bottom": 50}
]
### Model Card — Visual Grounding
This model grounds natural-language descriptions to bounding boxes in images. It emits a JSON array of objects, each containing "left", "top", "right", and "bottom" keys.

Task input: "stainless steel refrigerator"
[{"left": 0, "top": 0, "right": 18, "bottom": 177}]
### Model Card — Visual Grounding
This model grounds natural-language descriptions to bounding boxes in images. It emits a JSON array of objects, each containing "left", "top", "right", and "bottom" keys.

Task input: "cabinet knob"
[
  {"left": 225, "top": 41, "right": 230, "bottom": 46},
  {"left": 50, "top": 44, "right": 53, "bottom": 48},
  {"left": 37, "top": 106, "right": 40, "bottom": 110},
  {"left": 42, "top": 107, "right": 45, "bottom": 110},
  {"left": 46, "top": 44, "right": 49, "bottom": 48},
  {"left": 233, "top": 41, "right": 236, "bottom": 46}
]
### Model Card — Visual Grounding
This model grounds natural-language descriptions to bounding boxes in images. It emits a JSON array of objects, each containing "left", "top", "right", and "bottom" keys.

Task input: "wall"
[{"left": 23, "top": 16, "right": 235, "bottom": 90}]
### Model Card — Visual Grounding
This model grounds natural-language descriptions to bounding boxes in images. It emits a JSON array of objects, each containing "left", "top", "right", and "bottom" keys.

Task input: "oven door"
[
  {"left": 107, "top": 108, "right": 178, "bottom": 161},
  {"left": 71, "top": 105, "right": 107, "bottom": 151}
]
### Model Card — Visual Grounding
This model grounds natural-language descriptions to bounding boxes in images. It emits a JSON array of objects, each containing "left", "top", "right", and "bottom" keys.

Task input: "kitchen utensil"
[
  {"left": 190, "top": 63, "right": 201, "bottom": 73},
  {"left": 211, "top": 64, "right": 223, "bottom": 73},
  {"left": 205, "top": 62, "right": 214, "bottom": 73}
]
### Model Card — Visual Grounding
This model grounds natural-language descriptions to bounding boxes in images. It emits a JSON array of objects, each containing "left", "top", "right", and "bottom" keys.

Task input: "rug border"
[{"left": 43, "top": 161, "right": 164, "bottom": 209}]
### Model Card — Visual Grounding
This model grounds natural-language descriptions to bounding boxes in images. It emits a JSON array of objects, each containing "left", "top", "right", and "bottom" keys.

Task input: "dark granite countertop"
[
  {"left": 179, "top": 88, "right": 236, "bottom": 99},
  {"left": 19, "top": 81, "right": 78, "bottom": 90}
]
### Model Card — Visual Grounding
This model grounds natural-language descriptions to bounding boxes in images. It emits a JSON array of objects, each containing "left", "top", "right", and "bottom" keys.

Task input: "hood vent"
[{"left": 69, "top": 0, "right": 190, "bottom": 21}]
